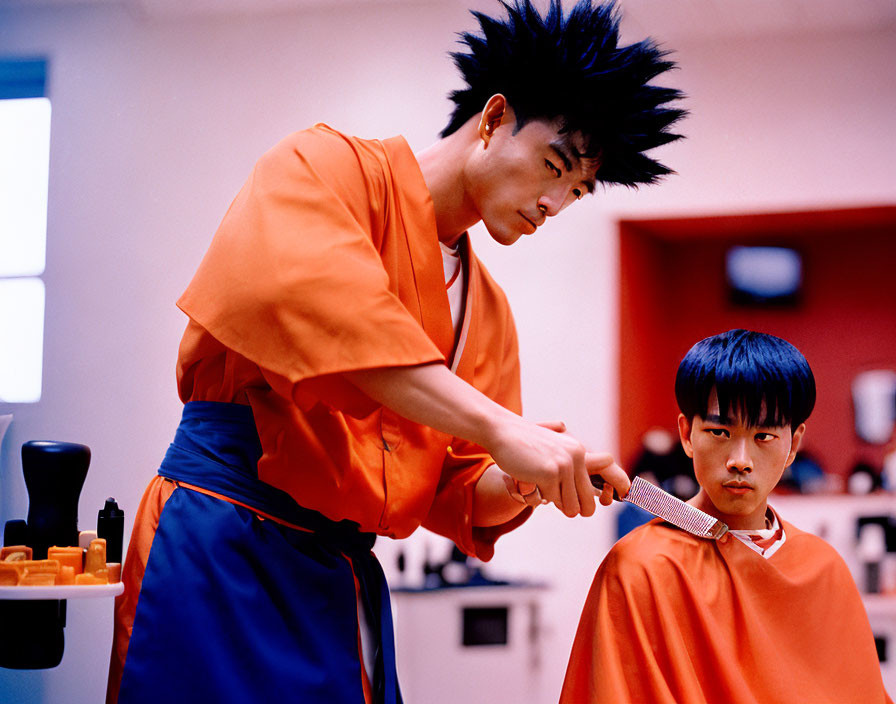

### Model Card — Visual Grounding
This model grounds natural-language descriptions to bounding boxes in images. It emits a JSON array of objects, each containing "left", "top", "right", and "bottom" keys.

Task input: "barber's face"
[{"left": 466, "top": 114, "right": 598, "bottom": 246}]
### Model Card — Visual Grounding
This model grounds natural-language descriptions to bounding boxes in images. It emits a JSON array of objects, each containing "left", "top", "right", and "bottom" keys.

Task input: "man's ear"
[
  {"left": 677, "top": 413, "right": 694, "bottom": 458},
  {"left": 784, "top": 423, "right": 806, "bottom": 468},
  {"left": 478, "top": 94, "right": 509, "bottom": 146}
]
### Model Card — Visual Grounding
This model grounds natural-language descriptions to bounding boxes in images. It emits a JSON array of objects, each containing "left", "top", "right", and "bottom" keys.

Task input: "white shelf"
[
  {"left": 0, "top": 583, "right": 123, "bottom": 600},
  {"left": 863, "top": 594, "right": 896, "bottom": 615},
  {"left": 770, "top": 491, "right": 895, "bottom": 511}
]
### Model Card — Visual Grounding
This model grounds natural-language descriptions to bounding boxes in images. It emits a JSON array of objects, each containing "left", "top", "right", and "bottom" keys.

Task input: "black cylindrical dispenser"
[
  {"left": 22, "top": 440, "right": 90, "bottom": 559},
  {"left": 0, "top": 441, "right": 90, "bottom": 670}
]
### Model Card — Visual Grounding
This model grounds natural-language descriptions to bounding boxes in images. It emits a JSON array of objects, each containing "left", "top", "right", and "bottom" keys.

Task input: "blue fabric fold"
[{"left": 119, "top": 401, "right": 402, "bottom": 704}]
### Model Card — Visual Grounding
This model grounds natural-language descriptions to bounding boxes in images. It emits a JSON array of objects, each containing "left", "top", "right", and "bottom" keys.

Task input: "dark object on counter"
[
  {"left": 23, "top": 440, "right": 90, "bottom": 560},
  {"left": 97, "top": 497, "right": 124, "bottom": 563},
  {"left": 629, "top": 429, "right": 698, "bottom": 501},
  {"left": 0, "top": 441, "right": 90, "bottom": 670},
  {"left": 856, "top": 515, "right": 896, "bottom": 553},
  {"left": 847, "top": 461, "right": 883, "bottom": 495},
  {"left": 428, "top": 544, "right": 509, "bottom": 589},
  {"left": 0, "top": 600, "right": 66, "bottom": 669},
  {"left": 3, "top": 519, "right": 28, "bottom": 547},
  {"left": 422, "top": 556, "right": 441, "bottom": 589},
  {"left": 778, "top": 450, "right": 826, "bottom": 494},
  {"left": 856, "top": 517, "right": 893, "bottom": 595}
]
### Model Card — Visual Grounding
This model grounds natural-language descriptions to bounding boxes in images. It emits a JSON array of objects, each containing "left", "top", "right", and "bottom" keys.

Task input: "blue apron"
[{"left": 118, "top": 401, "right": 401, "bottom": 704}]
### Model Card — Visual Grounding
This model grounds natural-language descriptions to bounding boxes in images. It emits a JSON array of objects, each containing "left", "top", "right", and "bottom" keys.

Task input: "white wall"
[{"left": 0, "top": 2, "right": 894, "bottom": 702}]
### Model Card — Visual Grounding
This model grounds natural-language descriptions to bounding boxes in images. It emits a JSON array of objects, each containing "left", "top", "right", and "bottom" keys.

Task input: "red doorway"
[{"left": 618, "top": 205, "right": 896, "bottom": 482}]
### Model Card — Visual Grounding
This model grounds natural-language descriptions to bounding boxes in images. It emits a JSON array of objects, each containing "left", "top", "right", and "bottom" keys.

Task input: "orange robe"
[
  {"left": 174, "top": 123, "right": 526, "bottom": 557},
  {"left": 561, "top": 515, "right": 892, "bottom": 704},
  {"left": 108, "top": 124, "right": 529, "bottom": 704}
]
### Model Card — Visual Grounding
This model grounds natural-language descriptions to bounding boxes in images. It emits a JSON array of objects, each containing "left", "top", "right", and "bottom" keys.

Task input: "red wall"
[{"left": 619, "top": 207, "right": 896, "bottom": 481}]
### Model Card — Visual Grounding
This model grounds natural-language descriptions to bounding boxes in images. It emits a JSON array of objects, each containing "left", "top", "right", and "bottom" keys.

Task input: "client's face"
[{"left": 678, "top": 391, "right": 805, "bottom": 530}]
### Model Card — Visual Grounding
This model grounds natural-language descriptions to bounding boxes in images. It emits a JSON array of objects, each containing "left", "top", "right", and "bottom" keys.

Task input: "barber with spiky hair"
[{"left": 108, "top": 2, "right": 684, "bottom": 703}]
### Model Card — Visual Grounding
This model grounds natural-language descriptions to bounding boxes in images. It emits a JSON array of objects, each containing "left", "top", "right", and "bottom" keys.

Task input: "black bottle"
[{"left": 97, "top": 498, "right": 124, "bottom": 563}]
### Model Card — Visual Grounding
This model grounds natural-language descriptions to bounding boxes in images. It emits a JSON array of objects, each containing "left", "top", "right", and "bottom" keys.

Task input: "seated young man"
[{"left": 560, "top": 329, "right": 892, "bottom": 704}]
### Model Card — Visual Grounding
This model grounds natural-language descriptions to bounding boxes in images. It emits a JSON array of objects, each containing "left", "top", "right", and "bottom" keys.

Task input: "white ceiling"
[
  {"left": 1, "top": 0, "right": 895, "bottom": 42},
  {"left": 619, "top": 0, "right": 896, "bottom": 43}
]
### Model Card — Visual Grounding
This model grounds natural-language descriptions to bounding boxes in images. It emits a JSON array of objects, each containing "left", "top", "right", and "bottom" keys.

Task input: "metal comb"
[{"left": 591, "top": 475, "right": 728, "bottom": 540}]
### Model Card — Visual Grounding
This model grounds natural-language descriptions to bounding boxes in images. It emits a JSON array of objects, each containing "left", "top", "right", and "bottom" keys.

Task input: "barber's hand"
[
  {"left": 486, "top": 417, "right": 614, "bottom": 518},
  {"left": 589, "top": 458, "right": 630, "bottom": 506}
]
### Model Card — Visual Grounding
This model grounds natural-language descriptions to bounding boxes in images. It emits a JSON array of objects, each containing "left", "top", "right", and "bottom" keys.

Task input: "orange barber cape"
[
  {"left": 561, "top": 516, "right": 892, "bottom": 704},
  {"left": 175, "top": 124, "right": 526, "bottom": 558}
]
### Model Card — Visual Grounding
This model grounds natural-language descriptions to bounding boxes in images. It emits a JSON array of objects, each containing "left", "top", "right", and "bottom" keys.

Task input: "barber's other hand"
[{"left": 502, "top": 474, "right": 544, "bottom": 508}]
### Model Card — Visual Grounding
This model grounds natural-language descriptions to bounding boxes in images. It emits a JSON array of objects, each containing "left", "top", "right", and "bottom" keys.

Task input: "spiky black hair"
[
  {"left": 675, "top": 329, "right": 816, "bottom": 431},
  {"left": 442, "top": 0, "right": 686, "bottom": 186}
]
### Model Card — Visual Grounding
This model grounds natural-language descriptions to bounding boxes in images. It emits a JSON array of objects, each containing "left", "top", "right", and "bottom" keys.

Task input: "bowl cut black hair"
[{"left": 675, "top": 329, "right": 816, "bottom": 431}]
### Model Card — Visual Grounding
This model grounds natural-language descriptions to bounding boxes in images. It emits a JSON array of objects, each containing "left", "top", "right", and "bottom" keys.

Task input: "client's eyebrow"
[{"left": 549, "top": 140, "right": 597, "bottom": 195}]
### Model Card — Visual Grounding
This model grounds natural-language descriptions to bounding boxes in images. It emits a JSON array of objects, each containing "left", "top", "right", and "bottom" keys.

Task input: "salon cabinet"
[
  {"left": 771, "top": 493, "right": 896, "bottom": 692},
  {"left": 391, "top": 584, "right": 547, "bottom": 704}
]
